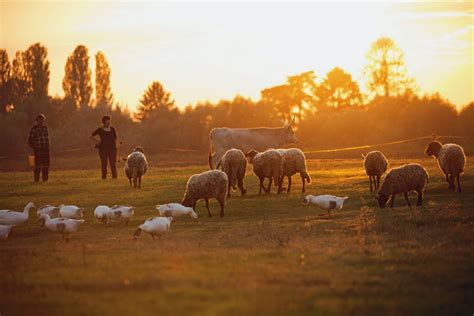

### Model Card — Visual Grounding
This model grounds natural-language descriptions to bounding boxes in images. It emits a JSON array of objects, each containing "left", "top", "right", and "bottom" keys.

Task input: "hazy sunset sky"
[{"left": 1, "top": 1, "right": 473, "bottom": 110}]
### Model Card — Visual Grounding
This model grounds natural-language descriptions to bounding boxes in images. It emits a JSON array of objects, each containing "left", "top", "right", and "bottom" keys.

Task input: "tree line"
[{"left": 0, "top": 37, "right": 473, "bottom": 158}]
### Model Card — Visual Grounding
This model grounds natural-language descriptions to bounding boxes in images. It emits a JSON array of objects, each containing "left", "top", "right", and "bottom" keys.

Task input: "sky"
[{"left": 1, "top": 1, "right": 473, "bottom": 111}]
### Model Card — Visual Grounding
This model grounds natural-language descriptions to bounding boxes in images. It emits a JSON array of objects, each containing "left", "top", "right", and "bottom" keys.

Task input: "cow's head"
[{"left": 282, "top": 115, "right": 298, "bottom": 144}]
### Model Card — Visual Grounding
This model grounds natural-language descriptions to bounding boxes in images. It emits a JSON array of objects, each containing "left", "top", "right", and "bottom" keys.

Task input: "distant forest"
[{"left": 1, "top": 37, "right": 473, "bottom": 158}]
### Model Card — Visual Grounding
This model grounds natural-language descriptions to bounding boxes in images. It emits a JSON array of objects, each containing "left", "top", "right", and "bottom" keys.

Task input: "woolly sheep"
[
  {"left": 277, "top": 148, "right": 311, "bottom": 193},
  {"left": 245, "top": 149, "right": 283, "bottom": 194},
  {"left": 181, "top": 170, "right": 228, "bottom": 217},
  {"left": 124, "top": 146, "right": 148, "bottom": 188},
  {"left": 216, "top": 148, "right": 247, "bottom": 198},
  {"left": 376, "top": 163, "right": 429, "bottom": 208},
  {"left": 425, "top": 141, "right": 466, "bottom": 192},
  {"left": 362, "top": 150, "right": 389, "bottom": 192}
]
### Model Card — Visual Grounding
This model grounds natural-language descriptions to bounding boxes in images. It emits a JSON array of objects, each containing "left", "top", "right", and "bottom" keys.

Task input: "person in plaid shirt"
[{"left": 28, "top": 114, "right": 50, "bottom": 182}]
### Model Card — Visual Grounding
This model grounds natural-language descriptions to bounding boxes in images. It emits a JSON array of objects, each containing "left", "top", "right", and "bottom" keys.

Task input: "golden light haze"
[{"left": 2, "top": 1, "right": 473, "bottom": 110}]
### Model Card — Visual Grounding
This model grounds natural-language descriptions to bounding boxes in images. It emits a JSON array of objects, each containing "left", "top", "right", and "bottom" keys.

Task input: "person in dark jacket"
[
  {"left": 28, "top": 114, "right": 50, "bottom": 182},
  {"left": 91, "top": 115, "right": 118, "bottom": 179}
]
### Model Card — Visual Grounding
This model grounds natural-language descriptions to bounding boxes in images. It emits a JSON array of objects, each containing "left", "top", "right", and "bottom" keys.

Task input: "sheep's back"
[
  {"left": 279, "top": 148, "right": 307, "bottom": 176},
  {"left": 380, "top": 163, "right": 428, "bottom": 195},
  {"left": 253, "top": 150, "right": 282, "bottom": 178},
  {"left": 438, "top": 144, "right": 466, "bottom": 176},
  {"left": 364, "top": 151, "right": 388, "bottom": 176},
  {"left": 126, "top": 152, "right": 148, "bottom": 169},
  {"left": 186, "top": 170, "right": 228, "bottom": 199}
]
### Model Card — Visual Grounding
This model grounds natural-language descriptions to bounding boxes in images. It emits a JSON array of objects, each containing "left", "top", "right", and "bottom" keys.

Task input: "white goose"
[
  {"left": 134, "top": 216, "right": 173, "bottom": 240},
  {"left": 302, "top": 195, "right": 348, "bottom": 214},
  {"left": 0, "top": 224, "right": 14, "bottom": 240},
  {"left": 155, "top": 203, "right": 198, "bottom": 220},
  {"left": 106, "top": 205, "right": 134, "bottom": 226},
  {"left": 37, "top": 205, "right": 61, "bottom": 219},
  {"left": 40, "top": 214, "right": 84, "bottom": 242},
  {"left": 59, "top": 205, "right": 84, "bottom": 219},
  {"left": 0, "top": 202, "right": 35, "bottom": 225},
  {"left": 94, "top": 205, "right": 110, "bottom": 224}
]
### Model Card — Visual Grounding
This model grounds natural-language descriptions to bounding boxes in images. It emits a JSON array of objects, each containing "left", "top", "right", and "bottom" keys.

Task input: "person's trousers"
[
  {"left": 34, "top": 147, "right": 50, "bottom": 182},
  {"left": 99, "top": 148, "right": 117, "bottom": 179}
]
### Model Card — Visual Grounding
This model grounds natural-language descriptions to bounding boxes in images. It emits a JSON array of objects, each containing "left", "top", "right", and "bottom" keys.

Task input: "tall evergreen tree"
[
  {"left": 11, "top": 51, "right": 29, "bottom": 107},
  {"left": 0, "top": 49, "right": 12, "bottom": 113},
  {"left": 95, "top": 51, "right": 114, "bottom": 109},
  {"left": 62, "top": 45, "right": 93, "bottom": 110},
  {"left": 23, "top": 43, "right": 50, "bottom": 99},
  {"left": 135, "top": 81, "right": 175, "bottom": 122}
]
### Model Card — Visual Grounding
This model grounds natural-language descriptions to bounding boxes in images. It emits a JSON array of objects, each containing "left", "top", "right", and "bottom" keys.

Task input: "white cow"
[{"left": 208, "top": 121, "right": 298, "bottom": 169}]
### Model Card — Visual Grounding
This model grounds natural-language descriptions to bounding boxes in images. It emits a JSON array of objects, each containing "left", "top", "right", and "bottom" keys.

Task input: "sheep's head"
[
  {"left": 425, "top": 141, "right": 442, "bottom": 158},
  {"left": 133, "top": 146, "right": 145, "bottom": 154},
  {"left": 181, "top": 195, "right": 194, "bottom": 208},
  {"left": 375, "top": 193, "right": 390, "bottom": 208},
  {"left": 245, "top": 150, "right": 259, "bottom": 164}
]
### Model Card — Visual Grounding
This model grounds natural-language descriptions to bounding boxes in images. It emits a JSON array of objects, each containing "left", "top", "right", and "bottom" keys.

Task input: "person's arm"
[
  {"left": 27, "top": 127, "right": 35, "bottom": 148},
  {"left": 90, "top": 128, "right": 101, "bottom": 144}
]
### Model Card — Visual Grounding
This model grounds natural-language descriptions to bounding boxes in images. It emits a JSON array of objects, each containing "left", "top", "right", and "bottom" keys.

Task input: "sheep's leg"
[
  {"left": 258, "top": 177, "right": 265, "bottom": 194},
  {"left": 266, "top": 177, "right": 273, "bottom": 194},
  {"left": 218, "top": 197, "right": 225, "bottom": 217},
  {"left": 369, "top": 176, "right": 373, "bottom": 192},
  {"left": 129, "top": 178, "right": 132, "bottom": 188},
  {"left": 416, "top": 190, "right": 423, "bottom": 206},
  {"left": 404, "top": 192, "right": 411, "bottom": 207},
  {"left": 390, "top": 194, "right": 396, "bottom": 208},
  {"left": 227, "top": 182, "right": 231, "bottom": 199},
  {"left": 287, "top": 176, "right": 292, "bottom": 193},
  {"left": 457, "top": 176, "right": 462, "bottom": 193},
  {"left": 205, "top": 199, "right": 212, "bottom": 217},
  {"left": 448, "top": 175, "right": 455, "bottom": 190},
  {"left": 376, "top": 176, "right": 381, "bottom": 190},
  {"left": 238, "top": 177, "right": 246, "bottom": 196},
  {"left": 138, "top": 176, "right": 142, "bottom": 188}
]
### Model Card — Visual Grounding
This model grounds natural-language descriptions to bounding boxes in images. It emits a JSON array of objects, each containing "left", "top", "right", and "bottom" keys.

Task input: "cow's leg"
[
  {"left": 404, "top": 192, "right": 411, "bottom": 207},
  {"left": 287, "top": 176, "right": 292, "bottom": 193},
  {"left": 457, "top": 175, "right": 462, "bottom": 193},
  {"left": 205, "top": 199, "right": 212, "bottom": 217}
]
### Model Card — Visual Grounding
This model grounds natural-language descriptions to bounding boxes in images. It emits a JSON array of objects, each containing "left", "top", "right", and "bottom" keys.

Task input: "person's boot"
[
  {"left": 42, "top": 166, "right": 49, "bottom": 182},
  {"left": 34, "top": 167, "right": 41, "bottom": 182}
]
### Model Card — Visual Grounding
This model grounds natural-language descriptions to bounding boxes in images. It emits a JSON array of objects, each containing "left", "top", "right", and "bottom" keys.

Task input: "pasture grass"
[{"left": 0, "top": 158, "right": 473, "bottom": 315}]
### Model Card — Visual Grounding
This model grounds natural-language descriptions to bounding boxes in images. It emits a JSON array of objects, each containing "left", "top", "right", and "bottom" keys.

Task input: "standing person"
[
  {"left": 90, "top": 115, "right": 118, "bottom": 179},
  {"left": 27, "top": 114, "right": 50, "bottom": 182}
]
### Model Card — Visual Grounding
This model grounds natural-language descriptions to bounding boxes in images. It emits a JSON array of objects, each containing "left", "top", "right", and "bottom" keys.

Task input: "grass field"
[{"left": 1, "top": 157, "right": 473, "bottom": 315}]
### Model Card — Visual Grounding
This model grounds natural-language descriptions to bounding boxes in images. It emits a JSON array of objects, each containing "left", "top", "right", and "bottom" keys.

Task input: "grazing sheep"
[
  {"left": 277, "top": 148, "right": 311, "bottom": 193},
  {"left": 245, "top": 149, "right": 283, "bottom": 194},
  {"left": 362, "top": 151, "right": 389, "bottom": 192},
  {"left": 216, "top": 148, "right": 247, "bottom": 198},
  {"left": 124, "top": 146, "right": 148, "bottom": 188},
  {"left": 376, "top": 163, "right": 429, "bottom": 208},
  {"left": 181, "top": 170, "right": 228, "bottom": 218},
  {"left": 425, "top": 141, "right": 466, "bottom": 192}
]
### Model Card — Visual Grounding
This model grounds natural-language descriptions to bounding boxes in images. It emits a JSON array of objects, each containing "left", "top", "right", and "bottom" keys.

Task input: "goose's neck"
[{"left": 23, "top": 204, "right": 33, "bottom": 217}]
